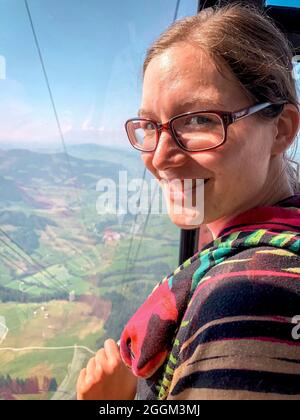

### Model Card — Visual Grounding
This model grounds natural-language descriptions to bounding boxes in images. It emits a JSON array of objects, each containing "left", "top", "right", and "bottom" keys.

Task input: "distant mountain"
[
  {"left": 0, "top": 147, "right": 128, "bottom": 191},
  {"left": 67, "top": 143, "right": 144, "bottom": 176}
]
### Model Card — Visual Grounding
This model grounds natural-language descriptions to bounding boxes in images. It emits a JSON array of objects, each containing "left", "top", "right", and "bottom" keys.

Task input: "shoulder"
[
  {"left": 188, "top": 245, "right": 299, "bottom": 316},
  {"left": 183, "top": 245, "right": 300, "bottom": 338},
  {"left": 167, "top": 246, "right": 300, "bottom": 400}
]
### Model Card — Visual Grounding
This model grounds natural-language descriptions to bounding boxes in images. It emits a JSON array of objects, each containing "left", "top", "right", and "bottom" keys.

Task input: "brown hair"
[{"left": 143, "top": 2, "right": 300, "bottom": 192}]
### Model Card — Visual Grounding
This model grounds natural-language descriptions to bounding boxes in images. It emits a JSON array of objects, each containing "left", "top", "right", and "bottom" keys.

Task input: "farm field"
[{"left": 0, "top": 144, "right": 179, "bottom": 400}]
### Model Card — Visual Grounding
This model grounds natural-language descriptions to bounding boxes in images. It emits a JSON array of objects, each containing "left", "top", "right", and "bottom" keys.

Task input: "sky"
[
  {"left": 0, "top": 0, "right": 197, "bottom": 149},
  {"left": 0, "top": 0, "right": 299, "bottom": 150}
]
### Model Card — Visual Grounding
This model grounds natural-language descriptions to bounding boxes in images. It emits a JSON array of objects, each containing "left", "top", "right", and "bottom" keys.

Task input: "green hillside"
[{"left": 0, "top": 144, "right": 179, "bottom": 400}]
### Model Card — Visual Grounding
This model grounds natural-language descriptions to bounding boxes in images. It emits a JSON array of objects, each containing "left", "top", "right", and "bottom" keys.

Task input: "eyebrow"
[{"left": 138, "top": 97, "right": 225, "bottom": 119}]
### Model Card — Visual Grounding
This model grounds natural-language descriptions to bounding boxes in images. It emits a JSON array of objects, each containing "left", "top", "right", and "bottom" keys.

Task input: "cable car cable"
[
  {"left": 173, "top": 0, "right": 181, "bottom": 22},
  {"left": 24, "top": 0, "right": 100, "bottom": 272},
  {"left": 0, "top": 228, "right": 69, "bottom": 293},
  {"left": 128, "top": 183, "right": 159, "bottom": 275},
  {"left": 121, "top": 167, "right": 147, "bottom": 284},
  {"left": 121, "top": 0, "right": 182, "bottom": 283}
]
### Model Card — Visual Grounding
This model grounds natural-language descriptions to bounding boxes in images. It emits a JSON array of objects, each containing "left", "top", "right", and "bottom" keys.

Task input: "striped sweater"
[{"left": 120, "top": 194, "right": 300, "bottom": 400}]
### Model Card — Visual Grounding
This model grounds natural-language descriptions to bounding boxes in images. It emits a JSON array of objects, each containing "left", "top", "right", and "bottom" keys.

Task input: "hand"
[{"left": 77, "top": 338, "right": 137, "bottom": 400}]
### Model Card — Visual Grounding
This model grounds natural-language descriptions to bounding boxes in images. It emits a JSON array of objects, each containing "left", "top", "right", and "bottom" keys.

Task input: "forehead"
[
  {"left": 145, "top": 44, "right": 216, "bottom": 85},
  {"left": 141, "top": 43, "right": 245, "bottom": 116}
]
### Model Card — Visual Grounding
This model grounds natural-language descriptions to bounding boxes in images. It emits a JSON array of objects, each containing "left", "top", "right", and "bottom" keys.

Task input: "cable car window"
[
  {"left": 1, "top": 0, "right": 299, "bottom": 401},
  {"left": 294, "top": 61, "right": 300, "bottom": 164},
  {"left": 0, "top": 0, "right": 197, "bottom": 400},
  {"left": 266, "top": 0, "right": 300, "bottom": 7}
]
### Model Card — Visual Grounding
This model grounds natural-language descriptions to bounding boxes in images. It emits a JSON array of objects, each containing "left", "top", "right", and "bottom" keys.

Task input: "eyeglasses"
[{"left": 125, "top": 102, "right": 285, "bottom": 152}]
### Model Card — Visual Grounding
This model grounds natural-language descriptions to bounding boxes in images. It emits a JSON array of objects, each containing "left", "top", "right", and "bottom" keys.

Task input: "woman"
[{"left": 77, "top": 3, "right": 300, "bottom": 400}]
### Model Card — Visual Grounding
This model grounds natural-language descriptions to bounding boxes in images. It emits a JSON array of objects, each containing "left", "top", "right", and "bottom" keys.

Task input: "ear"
[{"left": 271, "top": 104, "right": 300, "bottom": 155}]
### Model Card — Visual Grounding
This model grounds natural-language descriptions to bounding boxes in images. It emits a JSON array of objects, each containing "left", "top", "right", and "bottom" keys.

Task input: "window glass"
[
  {"left": 0, "top": 0, "right": 197, "bottom": 400},
  {"left": 266, "top": 0, "right": 300, "bottom": 7},
  {"left": 294, "top": 61, "right": 300, "bottom": 164}
]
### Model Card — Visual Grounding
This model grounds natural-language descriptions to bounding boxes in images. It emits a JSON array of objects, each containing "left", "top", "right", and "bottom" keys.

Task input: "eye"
[
  {"left": 146, "top": 122, "right": 155, "bottom": 130},
  {"left": 140, "top": 121, "right": 156, "bottom": 131},
  {"left": 185, "top": 115, "right": 214, "bottom": 126}
]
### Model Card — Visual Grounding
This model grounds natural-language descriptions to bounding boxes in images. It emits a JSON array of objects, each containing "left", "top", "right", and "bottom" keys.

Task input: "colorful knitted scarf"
[{"left": 120, "top": 194, "right": 300, "bottom": 382}]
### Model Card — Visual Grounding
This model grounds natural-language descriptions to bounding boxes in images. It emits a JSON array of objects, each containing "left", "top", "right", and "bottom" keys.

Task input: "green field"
[{"left": 0, "top": 145, "right": 179, "bottom": 400}]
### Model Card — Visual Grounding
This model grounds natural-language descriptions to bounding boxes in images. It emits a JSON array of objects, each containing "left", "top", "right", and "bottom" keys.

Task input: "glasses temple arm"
[{"left": 232, "top": 102, "right": 275, "bottom": 122}]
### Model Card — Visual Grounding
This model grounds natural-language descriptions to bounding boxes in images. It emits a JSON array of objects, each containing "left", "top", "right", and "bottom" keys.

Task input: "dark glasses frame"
[{"left": 125, "top": 102, "right": 285, "bottom": 152}]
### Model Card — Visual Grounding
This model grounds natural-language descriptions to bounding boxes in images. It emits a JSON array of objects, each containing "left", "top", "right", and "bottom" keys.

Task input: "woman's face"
[{"left": 140, "top": 43, "right": 278, "bottom": 229}]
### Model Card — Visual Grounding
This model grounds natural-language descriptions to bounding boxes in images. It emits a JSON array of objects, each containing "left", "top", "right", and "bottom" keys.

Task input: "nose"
[{"left": 151, "top": 126, "right": 188, "bottom": 171}]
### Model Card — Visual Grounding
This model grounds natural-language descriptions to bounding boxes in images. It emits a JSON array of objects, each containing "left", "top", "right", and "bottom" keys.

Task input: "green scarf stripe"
[
  {"left": 191, "top": 251, "right": 212, "bottom": 291},
  {"left": 166, "top": 365, "right": 174, "bottom": 375},
  {"left": 191, "top": 232, "right": 242, "bottom": 292},
  {"left": 269, "top": 232, "right": 297, "bottom": 248},
  {"left": 158, "top": 387, "right": 168, "bottom": 400},
  {"left": 198, "top": 247, "right": 210, "bottom": 257},
  {"left": 173, "top": 252, "right": 196, "bottom": 275},
  {"left": 173, "top": 265, "right": 182, "bottom": 275},
  {"left": 289, "top": 238, "right": 300, "bottom": 252},
  {"left": 158, "top": 346, "right": 179, "bottom": 399},
  {"left": 183, "top": 259, "right": 191, "bottom": 268},
  {"left": 158, "top": 374, "right": 172, "bottom": 399},
  {"left": 244, "top": 229, "right": 267, "bottom": 246},
  {"left": 213, "top": 237, "right": 223, "bottom": 247},
  {"left": 169, "top": 353, "right": 177, "bottom": 366},
  {"left": 217, "top": 231, "right": 241, "bottom": 247}
]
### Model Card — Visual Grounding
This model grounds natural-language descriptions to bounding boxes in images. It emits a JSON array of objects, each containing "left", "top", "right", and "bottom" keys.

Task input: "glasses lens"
[
  {"left": 173, "top": 113, "right": 225, "bottom": 151},
  {"left": 127, "top": 119, "right": 157, "bottom": 151}
]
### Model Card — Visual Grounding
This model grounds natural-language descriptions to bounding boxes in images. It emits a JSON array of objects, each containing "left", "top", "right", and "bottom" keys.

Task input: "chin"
[
  {"left": 167, "top": 208, "right": 204, "bottom": 229},
  {"left": 162, "top": 181, "right": 206, "bottom": 229},
  {"left": 174, "top": 221, "right": 201, "bottom": 230}
]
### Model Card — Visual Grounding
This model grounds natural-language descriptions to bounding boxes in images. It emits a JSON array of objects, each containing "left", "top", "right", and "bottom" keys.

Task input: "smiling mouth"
[
  {"left": 161, "top": 178, "right": 210, "bottom": 184},
  {"left": 162, "top": 178, "right": 211, "bottom": 199},
  {"left": 160, "top": 178, "right": 211, "bottom": 194}
]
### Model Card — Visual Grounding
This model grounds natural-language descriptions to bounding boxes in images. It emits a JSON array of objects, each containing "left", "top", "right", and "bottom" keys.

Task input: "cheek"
[
  {"left": 221, "top": 122, "right": 270, "bottom": 171},
  {"left": 215, "top": 125, "right": 272, "bottom": 188},
  {"left": 191, "top": 148, "right": 232, "bottom": 180},
  {"left": 234, "top": 126, "right": 272, "bottom": 176},
  {"left": 192, "top": 126, "right": 268, "bottom": 186}
]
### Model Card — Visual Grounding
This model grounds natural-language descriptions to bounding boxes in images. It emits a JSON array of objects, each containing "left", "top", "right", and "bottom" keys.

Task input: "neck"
[{"left": 206, "top": 167, "right": 294, "bottom": 240}]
